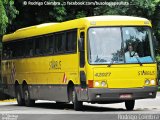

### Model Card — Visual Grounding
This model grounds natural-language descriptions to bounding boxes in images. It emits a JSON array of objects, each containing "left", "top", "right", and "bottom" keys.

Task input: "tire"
[
  {"left": 15, "top": 86, "right": 25, "bottom": 106},
  {"left": 72, "top": 88, "right": 83, "bottom": 111},
  {"left": 23, "top": 85, "right": 35, "bottom": 107},
  {"left": 125, "top": 100, "right": 135, "bottom": 111},
  {"left": 68, "top": 85, "right": 73, "bottom": 102}
]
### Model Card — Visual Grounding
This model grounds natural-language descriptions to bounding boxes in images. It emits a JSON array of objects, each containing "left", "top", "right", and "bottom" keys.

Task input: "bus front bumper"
[{"left": 87, "top": 86, "right": 158, "bottom": 102}]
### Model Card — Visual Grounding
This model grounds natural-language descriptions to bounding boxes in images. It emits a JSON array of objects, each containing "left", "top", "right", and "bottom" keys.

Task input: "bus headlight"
[
  {"left": 101, "top": 81, "right": 106, "bottom": 87},
  {"left": 145, "top": 79, "right": 150, "bottom": 85},
  {"left": 94, "top": 81, "right": 107, "bottom": 87},
  {"left": 95, "top": 81, "right": 100, "bottom": 87},
  {"left": 150, "top": 80, "right": 155, "bottom": 85}
]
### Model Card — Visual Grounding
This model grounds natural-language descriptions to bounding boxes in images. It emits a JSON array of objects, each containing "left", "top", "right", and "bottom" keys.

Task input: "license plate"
[{"left": 120, "top": 94, "right": 132, "bottom": 99}]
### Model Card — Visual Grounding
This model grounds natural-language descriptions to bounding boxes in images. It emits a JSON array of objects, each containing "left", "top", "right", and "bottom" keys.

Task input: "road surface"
[{"left": 0, "top": 93, "right": 160, "bottom": 120}]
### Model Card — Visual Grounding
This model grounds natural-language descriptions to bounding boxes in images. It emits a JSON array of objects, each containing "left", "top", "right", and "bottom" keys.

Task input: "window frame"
[
  {"left": 87, "top": 26, "right": 156, "bottom": 65},
  {"left": 2, "top": 28, "right": 78, "bottom": 60}
]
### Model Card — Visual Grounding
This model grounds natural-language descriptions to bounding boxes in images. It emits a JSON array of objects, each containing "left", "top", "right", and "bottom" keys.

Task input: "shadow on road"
[
  {"left": 0, "top": 102, "right": 148, "bottom": 112},
  {"left": 27, "top": 102, "right": 146, "bottom": 112},
  {"left": 33, "top": 102, "right": 125, "bottom": 112}
]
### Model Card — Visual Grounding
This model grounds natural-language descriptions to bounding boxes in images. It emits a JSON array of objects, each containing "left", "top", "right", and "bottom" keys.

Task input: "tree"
[
  {"left": 0, "top": 0, "right": 18, "bottom": 35},
  {"left": 94, "top": 0, "right": 160, "bottom": 41},
  {"left": 152, "top": 0, "right": 160, "bottom": 41},
  {"left": 0, "top": 0, "right": 8, "bottom": 35},
  {"left": 4, "top": 0, "right": 160, "bottom": 43}
]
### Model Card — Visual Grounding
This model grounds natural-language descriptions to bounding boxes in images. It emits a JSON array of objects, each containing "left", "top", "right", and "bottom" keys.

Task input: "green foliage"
[
  {"left": 93, "top": 0, "right": 160, "bottom": 49},
  {"left": 0, "top": 0, "right": 18, "bottom": 35},
  {"left": 0, "top": 0, "right": 160, "bottom": 43},
  {"left": 53, "top": 6, "right": 66, "bottom": 21},
  {"left": 94, "top": 0, "right": 157, "bottom": 17},
  {"left": 0, "top": 0, "right": 8, "bottom": 35},
  {"left": 76, "top": 11, "right": 86, "bottom": 18}
]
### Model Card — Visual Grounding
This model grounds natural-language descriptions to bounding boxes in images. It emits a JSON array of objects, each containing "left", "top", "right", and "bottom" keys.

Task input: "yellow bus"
[{"left": 1, "top": 16, "right": 158, "bottom": 111}]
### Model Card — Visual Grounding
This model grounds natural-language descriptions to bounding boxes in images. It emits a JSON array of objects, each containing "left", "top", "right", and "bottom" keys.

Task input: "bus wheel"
[
  {"left": 72, "top": 88, "right": 83, "bottom": 111},
  {"left": 125, "top": 100, "right": 135, "bottom": 111},
  {"left": 23, "top": 86, "right": 35, "bottom": 107},
  {"left": 15, "top": 86, "right": 25, "bottom": 106}
]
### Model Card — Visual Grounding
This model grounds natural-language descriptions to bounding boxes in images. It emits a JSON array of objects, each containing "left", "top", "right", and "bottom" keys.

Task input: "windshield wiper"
[
  {"left": 107, "top": 60, "right": 114, "bottom": 67},
  {"left": 107, "top": 58, "right": 143, "bottom": 67},
  {"left": 135, "top": 57, "right": 143, "bottom": 66},
  {"left": 95, "top": 56, "right": 107, "bottom": 63}
]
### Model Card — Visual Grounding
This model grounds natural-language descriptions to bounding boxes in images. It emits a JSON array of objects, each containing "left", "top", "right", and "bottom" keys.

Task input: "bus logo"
[
  {"left": 138, "top": 70, "right": 155, "bottom": 76},
  {"left": 49, "top": 60, "right": 61, "bottom": 70}
]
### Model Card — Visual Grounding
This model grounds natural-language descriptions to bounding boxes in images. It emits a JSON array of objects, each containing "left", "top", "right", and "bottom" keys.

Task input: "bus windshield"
[{"left": 88, "top": 27, "right": 155, "bottom": 64}]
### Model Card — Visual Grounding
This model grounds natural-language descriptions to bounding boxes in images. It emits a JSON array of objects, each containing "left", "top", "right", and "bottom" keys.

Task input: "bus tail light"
[{"left": 88, "top": 80, "right": 94, "bottom": 88}]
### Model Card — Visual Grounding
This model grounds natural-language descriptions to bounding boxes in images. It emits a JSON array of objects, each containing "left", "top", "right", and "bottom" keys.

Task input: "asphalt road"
[{"left": 0, "top": 93, "right": 160, "bottom": 120}]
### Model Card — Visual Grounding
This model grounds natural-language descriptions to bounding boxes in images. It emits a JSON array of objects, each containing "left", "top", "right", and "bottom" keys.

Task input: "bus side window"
[
  {"left": 55, "top": 33, "right": 65, "bottom": 53},
  {"left": 27, "top": 39, "right": 34, "bottom": 57},
  {"left": 66, "top": 30, "right": 77, "bottom": 52},
  {"left": 3, "top": 43, "right": 9, "bottom": 59},
  {"left": 34, "top": 36, "right": 46, "bottom": 56},
  {"left": 22, "top": 40, "right": 28, "bottom": 57},
  {"left": 55, "top": 34, "right": 60, "bottom": 53},
  {"left": 46, "top": 35, "right": 54, "bottom": 55},
  {"left": 41, "top": 37, "right": 47, "bottom": 55},
  {"left": 35, "top": 37, "right": 41, "bottom": 55},
  {"left": 72, "top": 31, "right": 77, "bottom": 52},
  {"left": 10, "top": 42, "right": 15, "bottom": 58},
  {"left": 20, "top": 40, "right": 25, "bottom": 57},
  {"left": 15, "top": 41, "right": 23, "bottom": 58}
]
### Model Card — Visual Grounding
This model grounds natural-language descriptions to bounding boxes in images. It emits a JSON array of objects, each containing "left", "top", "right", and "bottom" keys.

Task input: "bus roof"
[{"left": 3, "top": 15, "right": 151, "bottom": 42}]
